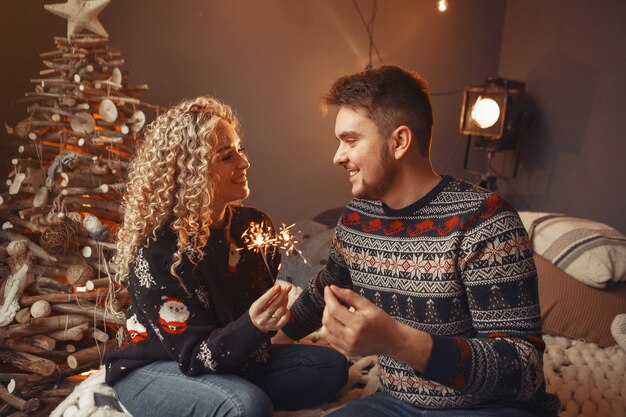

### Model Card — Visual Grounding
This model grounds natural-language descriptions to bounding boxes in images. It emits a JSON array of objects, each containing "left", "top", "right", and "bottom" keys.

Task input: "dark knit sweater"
[
  {"left": 105, "top": 206, "right": 279, "bottom": 386},
  {"left": 283, "top": 176, "right": 559, "bottom": 416}
]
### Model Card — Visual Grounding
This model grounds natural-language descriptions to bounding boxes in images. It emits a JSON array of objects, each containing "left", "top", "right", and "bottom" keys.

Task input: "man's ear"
[{"left": 390, "top": 125, "right": 412, "bottom": 160}]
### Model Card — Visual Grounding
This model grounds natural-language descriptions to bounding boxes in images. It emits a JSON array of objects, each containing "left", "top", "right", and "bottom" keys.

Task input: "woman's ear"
[{"left": 390, "top": 126, "right": 412, "bottom": 160}]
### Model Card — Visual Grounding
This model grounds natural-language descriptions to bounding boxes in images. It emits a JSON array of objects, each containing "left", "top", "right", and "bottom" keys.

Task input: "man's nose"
[{"left": 333, "top": 143, "right": 347, "bottom": 166}]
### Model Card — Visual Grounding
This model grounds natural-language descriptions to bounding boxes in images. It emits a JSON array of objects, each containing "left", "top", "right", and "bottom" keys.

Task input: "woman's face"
[{"left": 212, "top": 120, "right": 250, "bottom": 210}]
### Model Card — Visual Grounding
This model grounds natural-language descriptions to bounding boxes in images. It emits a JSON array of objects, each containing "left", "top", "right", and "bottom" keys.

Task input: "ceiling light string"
[{"left": 353, "top": 0, "right": 383, "bottom": 70}]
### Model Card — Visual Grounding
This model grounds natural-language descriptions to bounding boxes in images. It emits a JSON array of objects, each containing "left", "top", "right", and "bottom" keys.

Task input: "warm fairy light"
[
  {"left": 80, "top": 369, "right": 98, "bottom": 377},
  {"left": 437, "top": 0, "right": 448, "bottom": 12},
  {"left": 75, "top": 286, "right": 88, "bottom": 292}
]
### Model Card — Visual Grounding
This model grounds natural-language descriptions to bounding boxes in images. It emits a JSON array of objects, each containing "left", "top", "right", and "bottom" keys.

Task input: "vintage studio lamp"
[{"left": 460, "top": 77, "right": 535, "bottom": 191}]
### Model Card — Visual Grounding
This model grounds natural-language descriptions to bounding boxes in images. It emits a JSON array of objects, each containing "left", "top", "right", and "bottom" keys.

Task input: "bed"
[{"left": 49, "top": 210, "right": 626, "bottom": 417}]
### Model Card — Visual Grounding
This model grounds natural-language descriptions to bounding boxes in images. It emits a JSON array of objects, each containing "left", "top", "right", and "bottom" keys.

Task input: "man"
[{"left": 273, "top": 65, "right": 559, "bottom": 417}]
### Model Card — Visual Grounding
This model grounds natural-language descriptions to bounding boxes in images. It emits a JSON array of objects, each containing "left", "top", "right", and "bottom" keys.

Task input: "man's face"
[{"left": 333, "top": 106, "right": 397, "bottom": 200}]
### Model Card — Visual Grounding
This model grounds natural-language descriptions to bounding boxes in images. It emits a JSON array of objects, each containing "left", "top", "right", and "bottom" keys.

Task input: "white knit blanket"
[{"left": 50, "top": 335, "right": 625, "bottom": 417}]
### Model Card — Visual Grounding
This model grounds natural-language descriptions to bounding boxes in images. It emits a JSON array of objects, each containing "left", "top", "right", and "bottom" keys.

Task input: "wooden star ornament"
[{"left": 44, "top": 0, "right": 111, "bottom": 39}]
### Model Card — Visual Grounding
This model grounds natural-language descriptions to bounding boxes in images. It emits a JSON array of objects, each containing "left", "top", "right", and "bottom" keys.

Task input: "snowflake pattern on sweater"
[
  {"left": 283, "top": 176, "right": 559, "bottom": 416},
  {"left": 105, "top": 206, "right": 280, "bottom": 386}
]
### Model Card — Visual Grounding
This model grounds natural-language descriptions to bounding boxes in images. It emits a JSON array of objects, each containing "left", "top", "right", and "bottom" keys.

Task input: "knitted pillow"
[
  {"left": 519, "top": 212, "right": 626, "bottom": 288},
  {"left": 535, "top": 254, "right": 626, "bottom": 347},
  {"left": 277, "top": 220, "right": 333, "bottom": 289}
]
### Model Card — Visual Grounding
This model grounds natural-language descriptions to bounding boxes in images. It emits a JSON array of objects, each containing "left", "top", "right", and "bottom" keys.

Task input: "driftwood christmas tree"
[{"left": 0, "top": 1, "right": 154, "bottom": 415}]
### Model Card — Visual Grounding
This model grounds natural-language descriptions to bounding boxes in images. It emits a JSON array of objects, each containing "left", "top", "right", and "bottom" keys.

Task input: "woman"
[{"left": 105, "top": 96, "right": 348, "bottom": 417}]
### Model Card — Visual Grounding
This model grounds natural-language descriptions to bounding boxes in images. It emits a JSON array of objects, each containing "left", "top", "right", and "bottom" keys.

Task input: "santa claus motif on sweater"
[
  {"left": 126, "top": 313, "right": 148, "bottom": 343},
  {"left": 158, "top": 296, "right": 190, "bottom": 335}
]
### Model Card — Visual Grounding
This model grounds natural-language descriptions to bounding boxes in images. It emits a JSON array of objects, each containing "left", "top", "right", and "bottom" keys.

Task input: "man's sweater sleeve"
[
  {"left": 422, "top": 197, "right": 546, "bottom": 401},
  {"left": 282, "top": 229, "right": 352, "bottom": 340}
]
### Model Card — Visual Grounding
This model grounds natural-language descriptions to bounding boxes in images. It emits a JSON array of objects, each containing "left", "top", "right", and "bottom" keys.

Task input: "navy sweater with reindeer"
[
  {"left": 283, "top": 176, "right": 559, "bottom": 416},
  {"left": 105, "top": 206, "right": 279, "bottom": 386}
]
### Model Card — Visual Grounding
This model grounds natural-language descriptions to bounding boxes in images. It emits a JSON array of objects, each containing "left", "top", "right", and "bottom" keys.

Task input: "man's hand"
[
  {"left": 321, "top": 285, "right": 398, "bottom": 357},
  {"left": 321, "top": 285, "right": 432, "bottom": 371}
]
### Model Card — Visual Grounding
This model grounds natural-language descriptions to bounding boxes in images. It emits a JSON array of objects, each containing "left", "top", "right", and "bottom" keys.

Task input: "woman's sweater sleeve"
[{"left": 130, "top": 244, "right": 270, "bottom": 376}]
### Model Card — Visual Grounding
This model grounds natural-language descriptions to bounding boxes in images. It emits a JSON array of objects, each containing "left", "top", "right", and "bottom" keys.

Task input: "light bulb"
[
  {"left": 437, "top": 0, "right": 448, "bottom": 12},
  {"left": 470, "top": 96, "right": 500, "bottom": 129}
]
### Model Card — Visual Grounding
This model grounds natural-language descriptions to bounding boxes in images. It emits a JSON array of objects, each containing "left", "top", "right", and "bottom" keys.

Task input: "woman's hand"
[{"left": 249, "top": 284, "right": 292, "bottom": 333}]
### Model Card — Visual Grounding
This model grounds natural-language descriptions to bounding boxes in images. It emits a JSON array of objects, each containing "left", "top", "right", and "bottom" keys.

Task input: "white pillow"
[{"left": 518, "top": 212, "right": 626, "bottom": 288}]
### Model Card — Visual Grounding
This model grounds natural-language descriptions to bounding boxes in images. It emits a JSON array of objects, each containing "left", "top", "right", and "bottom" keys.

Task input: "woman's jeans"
[
  {"left": 114, "top": 344, "right": 348, "bottom": 417},
  {"left": 326, "top": 392, "right": 541, "bottom": 417}
]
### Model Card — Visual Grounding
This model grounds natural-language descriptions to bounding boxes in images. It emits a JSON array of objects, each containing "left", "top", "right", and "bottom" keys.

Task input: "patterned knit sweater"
[
  {"left": 283, "top": 176, "right": 560, "bottom": 416},
  {"left": 105, "top": 206, "right": 279, "bottom": 386}
]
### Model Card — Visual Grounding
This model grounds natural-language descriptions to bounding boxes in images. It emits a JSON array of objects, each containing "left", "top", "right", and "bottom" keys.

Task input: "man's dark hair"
[{"left": 322, "top": 65, "right": 433, "bottom": 157}]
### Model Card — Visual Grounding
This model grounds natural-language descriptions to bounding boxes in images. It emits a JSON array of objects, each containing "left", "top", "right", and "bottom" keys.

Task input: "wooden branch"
[{"left": 0, "top": 385, "right": 39, "bottom": 413}]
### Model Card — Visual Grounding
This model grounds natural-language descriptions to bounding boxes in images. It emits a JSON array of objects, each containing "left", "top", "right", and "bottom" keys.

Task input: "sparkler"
[
  {"left": 240, "top": 221, "right": 307, "bottom": 278},
  {"left": 277, "top": 223, "right": 307, "bottom": 264}
]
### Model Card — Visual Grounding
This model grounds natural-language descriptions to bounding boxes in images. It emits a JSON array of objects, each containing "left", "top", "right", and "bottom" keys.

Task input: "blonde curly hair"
[{"left": 114, "top": 96, "right": 238, "bottom": 290}]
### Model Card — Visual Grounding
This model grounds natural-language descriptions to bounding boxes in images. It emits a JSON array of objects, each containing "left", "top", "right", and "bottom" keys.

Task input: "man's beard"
[{"left": 353, "top": 146, "right": 397, "bottom": 200}]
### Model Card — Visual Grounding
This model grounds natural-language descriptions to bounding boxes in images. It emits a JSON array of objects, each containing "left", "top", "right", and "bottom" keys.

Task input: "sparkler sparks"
[{"left": 240, "top": 221, "right": 307, "bottom": 277}]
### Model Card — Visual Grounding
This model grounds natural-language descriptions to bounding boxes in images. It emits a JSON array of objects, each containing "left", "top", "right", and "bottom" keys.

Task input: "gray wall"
[
  {"left": 4, "top": 1, "right": 622, "bottom": 234},
  {"left": 496, "top": 0, "right": 626, "bottom": 232}
]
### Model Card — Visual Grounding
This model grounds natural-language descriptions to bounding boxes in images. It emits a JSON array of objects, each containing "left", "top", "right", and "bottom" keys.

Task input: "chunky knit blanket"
[{"left": 50, "top": 333, "right": 624, "bottom": 417}]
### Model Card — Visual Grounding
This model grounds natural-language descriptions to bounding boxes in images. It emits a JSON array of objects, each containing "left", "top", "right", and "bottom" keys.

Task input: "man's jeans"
[
  {"left": 327, "top": 392, "right": 541, "bottom": 417},
  {"left": 114, "top": 344, "right": 348, "bottom": 417}
]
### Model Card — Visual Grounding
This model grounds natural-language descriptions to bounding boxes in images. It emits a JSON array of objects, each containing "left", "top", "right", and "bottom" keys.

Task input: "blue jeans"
[
  {"left": 326, "top": 392, "right": 540, "bottom": 417},
  {"left": 114, "top": 344, "right": 348, "bottom": 417}
]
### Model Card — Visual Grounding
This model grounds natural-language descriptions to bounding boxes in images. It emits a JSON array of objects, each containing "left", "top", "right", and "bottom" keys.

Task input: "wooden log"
[
  {"left": 3, "top": 314, "right": 92, "bottom": 338},
  {"left": 85, "top": 277, "right": 110, "bottom": 290},
  {"left": 38, "top": 386, "right": 77, "bottom": 398},
  {"left": 0, "top": 385, "right": 39, "bottom": 413},
  {"left": 18, "top": 290, "right": 108, "bottom": 307},
  {"left": 36, "top": 277, "right": 72, "bottom": 293},
  {"left": 59, "top": 171, "right": 120, "bottom": 188},
  {"left": 0, "top": 373, "right": 28, "bottom": 383},
  {"left": 30, "top": 264, "right": 66, "bottom": 278},
  {"left": 30, "top": 300, "right": 52, "bottom": 318},
  {"left": 50, "top": 301, "right": 124, "bottom": 325},
  {"left": 67, "top": 338, "right": 116, "bottom": 369},
  {"left": 0, "top": 350, "right": 56, "bottom": 377},
  {"left": 14, "top": 307, "right": 31, "bottom": 324},
  {"left": 48, "top": 322, "right": 90, "bottom": 341},
  {"left": 0, "top": 230, "right": 56, "bottom": 262},
  {"left": 0, "top": 210, "right": 47, "bottom": 233},
  {"left": 92, "top": 327, "right": 110, "bottom": 343},
  {"left": 62, "top": 196, "right": 122, "bottom": 215},
  {"left": 0, "top": 335, "right": 56, "bottom": 354}
]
